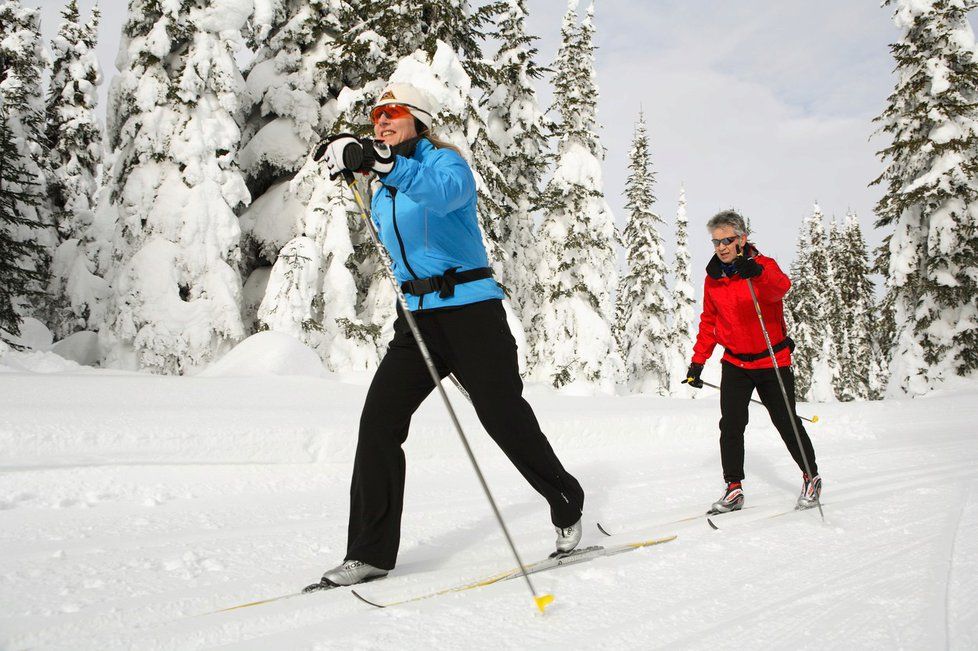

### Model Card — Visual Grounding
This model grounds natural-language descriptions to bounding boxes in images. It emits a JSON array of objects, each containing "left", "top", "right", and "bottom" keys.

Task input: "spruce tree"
[
  {"left": 528, "top": 0, "right": 622, "bottom": 390},
  {"left": 669, "top": 184, "right": 696, "bottom": 394},
  {"left": 0, "top": 109, "right": 47, "bottom": 342},
  {"left": 46, "top": 0, "right": 104, "bottom": 339},
  {"left": 100, "top": 0, "right": 250, "bottom": 373},
  {"left": 0, "top": 0, "right": 55, "bottom": 336},
  {"left": 873, "top": 0, "right": 978, "bottom": 394},
  {"left": 481, "top": 0, "right": 550, "bottom": 323},
  {"left": 236, "top": 1, "right": 380, "bottom": 370},
  {"left": 785, "top": 203, "right": 838, "bottom": 401},
  {"left": 830, "top": 210, "right": 881, "bottom": 400},
  {"left": 616, "top": 111, "right": 670, "bottom": 394},
  {"left": 240, "top": 0, "right": 501, "bottom": 368}
]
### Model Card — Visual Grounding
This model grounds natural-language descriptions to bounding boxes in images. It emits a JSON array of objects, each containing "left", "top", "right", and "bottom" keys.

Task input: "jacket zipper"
[{"left": 388, "top": 187, "right": 424, "bottom": 310}]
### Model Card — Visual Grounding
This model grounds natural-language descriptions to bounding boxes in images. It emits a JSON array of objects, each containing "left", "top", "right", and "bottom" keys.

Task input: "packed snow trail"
[{"left": 1, "top": 356, "right": 976, "bottom": 649}]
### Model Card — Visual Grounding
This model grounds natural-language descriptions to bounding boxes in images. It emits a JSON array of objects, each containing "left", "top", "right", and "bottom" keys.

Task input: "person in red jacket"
[{"left": 683, "top": 210, "right": 821, "bottom": 514}]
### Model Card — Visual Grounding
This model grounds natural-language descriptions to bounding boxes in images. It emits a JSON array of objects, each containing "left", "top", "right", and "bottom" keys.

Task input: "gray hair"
[{"left": 706, "top": 209, "right": 748, "bottom": 236}]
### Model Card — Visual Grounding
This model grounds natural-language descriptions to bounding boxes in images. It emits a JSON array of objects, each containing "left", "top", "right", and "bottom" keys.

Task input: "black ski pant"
[
  {"left": 345, "top": 299, "right": 585, "bottom": 570},
  {"left": 718, "top": 360, "right": 818, "bottom": 484}
]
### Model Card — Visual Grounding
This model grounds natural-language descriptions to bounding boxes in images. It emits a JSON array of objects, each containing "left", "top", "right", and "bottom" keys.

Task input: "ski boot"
[
  {"left": 303, "top": 560, "right": 388, "bottom": 593},
  {"left": 706, "top": 481, "right": 745, "bottom": 515},
  {"left": 553, "top": 518, "right": 583, "bottom": 558},
  {"left": 796, "top": 473, "right": 822, "bottom": 510}
]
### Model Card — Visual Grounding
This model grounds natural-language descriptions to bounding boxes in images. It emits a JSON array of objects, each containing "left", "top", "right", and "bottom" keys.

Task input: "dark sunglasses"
[{"left": 711, "top": 236, "right": 740, "bottom": 248}]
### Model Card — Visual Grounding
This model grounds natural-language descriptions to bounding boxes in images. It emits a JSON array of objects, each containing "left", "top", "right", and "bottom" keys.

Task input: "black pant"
[
  {"left": 719, "top": 361, "right": 818, "bottom": 484},
  {"left": 346, "top": 299, "right": 585, "bottom": 570}
]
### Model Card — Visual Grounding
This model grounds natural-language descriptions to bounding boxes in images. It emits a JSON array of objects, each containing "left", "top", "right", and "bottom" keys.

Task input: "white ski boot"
[
  {"left": 796, "top": 474, "right": 822, "bottom": 510},
  {"left": 554, "top": 518, "right": 583, "bottom": 557},
  {"left": 707, "top": 482, "right": 745, "bottom": 515},
  {"left": 303, "top": 560, "right": 388, "bottom": 593}
]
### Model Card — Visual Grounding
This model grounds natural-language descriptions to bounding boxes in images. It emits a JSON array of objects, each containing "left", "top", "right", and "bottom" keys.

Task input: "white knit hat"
[{"left": 373, "top": 83, "right": 435, "bottom": 130}]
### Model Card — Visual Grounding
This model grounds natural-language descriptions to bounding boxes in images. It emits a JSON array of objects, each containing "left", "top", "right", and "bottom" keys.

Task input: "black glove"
[
  {"left": 313, "top": 134, "right": 396, "bottom": 179},
  {"left": 358, "top": 138, "right": 396, "bottom": 176},
  {"left": 733, "top": 250, "right": 763, "bottom": 279},
  {"left": 682, "top": 363, "right": 704, "bottom": 388}
]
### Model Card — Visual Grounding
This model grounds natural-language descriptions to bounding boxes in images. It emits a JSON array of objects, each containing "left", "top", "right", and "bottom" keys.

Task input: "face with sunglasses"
[
  {"left": 371, "top": 104, "right": 418, "bottom": 147},
  {"left": 710, "top": 225, "right": 747, "bottom": 264}
]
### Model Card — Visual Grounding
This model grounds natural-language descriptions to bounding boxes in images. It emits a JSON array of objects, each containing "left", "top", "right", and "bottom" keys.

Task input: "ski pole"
[
  {"left": 698, "top": 380, "right": 819, "bottom": 424},
  {"left": 341, "top": 172, "right": 553, "bottom": 614},
  {"left": 744, "top": 277, "right": 824, "bottom": 522}
]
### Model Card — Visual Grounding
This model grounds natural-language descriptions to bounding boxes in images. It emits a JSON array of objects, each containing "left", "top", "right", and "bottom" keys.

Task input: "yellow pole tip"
[
  {"left": 534, "top": 594, "right": 555, "bottom": 613},
  {"left": 811, "top": 415, "right": 819, "bottom": 423}
]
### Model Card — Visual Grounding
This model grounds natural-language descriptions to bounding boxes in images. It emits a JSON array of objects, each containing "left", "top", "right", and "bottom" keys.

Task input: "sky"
[{"left": 29, "top": 0, "right": 976, "bottom": 280}]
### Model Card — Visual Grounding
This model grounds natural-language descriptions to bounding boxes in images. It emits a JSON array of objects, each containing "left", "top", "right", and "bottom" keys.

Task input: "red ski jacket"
[{"left": 691, "top": 245, "right": 793, "bottom": 370}]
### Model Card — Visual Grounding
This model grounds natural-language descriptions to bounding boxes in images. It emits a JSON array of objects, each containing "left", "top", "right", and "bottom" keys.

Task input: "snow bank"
[
  {"left": 3, "top": 317, "right": 53, "bottom": 350},
  {"left": 0, "top": 348, "right": 83, "bottom": 374},
  {"left": 197, "top": 330, "right": 326, "bottom": 378},
  {"left": 50, "top": 331, "right": 101, "bottom": 367}
]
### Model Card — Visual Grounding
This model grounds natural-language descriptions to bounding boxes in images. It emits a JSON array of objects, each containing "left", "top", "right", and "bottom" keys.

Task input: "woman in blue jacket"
[{"left": 305, "top": 83, "right": 585, "bottom": 590}]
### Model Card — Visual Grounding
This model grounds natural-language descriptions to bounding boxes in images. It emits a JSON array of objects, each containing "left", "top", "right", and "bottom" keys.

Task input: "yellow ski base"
[{"left": 354, "top": 534, "right": 678, "bottom": 610}]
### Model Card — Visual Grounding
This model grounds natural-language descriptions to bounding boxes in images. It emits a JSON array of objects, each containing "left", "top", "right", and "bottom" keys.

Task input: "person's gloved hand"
[
  {"left": 682, "top": 363, "right": 704, "bottom": 389},
  {"left": 312, "top": 135, "right": 396, "bottom": 179},
  {"left": 313, "top": 133, "right": 360, "bottom": 180},
  {"left": 734, "top": 248, "right": 763, "bottom": 279},
  {"left": 356, "top": 137, "right": 396, "bottom": 176}
]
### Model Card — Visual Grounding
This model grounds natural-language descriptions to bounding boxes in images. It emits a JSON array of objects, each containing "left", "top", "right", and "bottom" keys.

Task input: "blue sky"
[{"left": 31, "top": 0, "right": 971, "bottom": 277}]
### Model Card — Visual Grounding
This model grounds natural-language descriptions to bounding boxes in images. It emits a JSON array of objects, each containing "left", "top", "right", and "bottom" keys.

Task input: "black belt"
[
  {"left": 725, "top": 337, "right": 795, "bottom": 362},
  {"left": 400, "top": 267, "right": 493, "bottom": 299}
]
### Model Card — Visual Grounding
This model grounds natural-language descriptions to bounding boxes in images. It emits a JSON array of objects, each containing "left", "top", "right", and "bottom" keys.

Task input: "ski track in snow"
[{"left": 1, "top": 371, "right": 977, "bottom": 650}]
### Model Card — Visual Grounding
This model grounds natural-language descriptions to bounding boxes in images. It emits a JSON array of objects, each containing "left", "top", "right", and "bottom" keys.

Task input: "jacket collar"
[
  {"left": 706, "top": 242, "right": 758, "bottom": 279},
  {"left": 413, "top": 135, "right": 435, "bottom": 159}
]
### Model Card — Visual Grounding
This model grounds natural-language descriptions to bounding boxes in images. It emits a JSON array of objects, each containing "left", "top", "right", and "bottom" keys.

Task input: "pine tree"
[
  {"left": 239, "top": 0, "right": 501, "bottom": 368},
  {"left": 100, "top": 0, "right": 250, "bottom": 373},
  {"left": 481, "top": 0, "right": 550, "bottom": 323},
  {"left": 785, "top": 202, "right": 838, "bottom": 401},
  {"left": 873, "top": 0, "right": 978, "bottom": 395},
  {"left": 0, "top": 0, "right": 56, "bottom": 337},
  {"left": 616, "top": 111, "right": 670, "bottom": 394},
  {"left": 668, "top": 184, "right": 696, "bottom": 394},
  {"left": 46, "top": 0, "right": 105, "bottom": 339},
  {"left": 237, "top": 1, "right": 380, "bottom": 370},
  {"left": 0, "top": 110, "right": 48, "bottom": 342},
  {"left": 528, "top": 0, "right": 622, "bottom": 390},
  {"left": 829, "top": 210, "right": 881, "bottom": 400}
]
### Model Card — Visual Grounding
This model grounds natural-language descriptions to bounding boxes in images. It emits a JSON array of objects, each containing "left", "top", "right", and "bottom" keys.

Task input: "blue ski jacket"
[{"left": 371, "top": 137, "right": 504, "bottom": 311}]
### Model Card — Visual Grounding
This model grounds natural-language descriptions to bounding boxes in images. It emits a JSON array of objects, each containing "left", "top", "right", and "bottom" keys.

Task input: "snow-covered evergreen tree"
[
  {"left": 873, "top": 0, "right": 978, "bottom": 395},
  {"left": 100, "top": 0, "right": 251, "bottom": 373},
  {"left": 616, "top": 111, "right": 670, "bottom": 394},
  {"left": 528, "top": 0, "right": 622, "bottom": 391},
  {"left": 481, "top": 0, "right": 549, "bottom": 321},
  {"left": 239, "top": 0, "right": 503, "bottom": 368},
  {"left": 668, "top": 184, "right": 696, "bottom": 394},
  {"left": 46, "top": 0, "right": 105, "bottom": 339},
  {"left": 0, "top": 108, "right": 48, "bottom": 342},
  {"left": 829, "top": 210, "right": 881, "bottom": 401},
  {"left": 236, "top": 1, "right": 379, "bottom": 370},
  {"left": 0, "top": 1, "right": 55, "bottom": 337},
  {"left": 785, "top": 202, "right": 839, "bottom": 401}
]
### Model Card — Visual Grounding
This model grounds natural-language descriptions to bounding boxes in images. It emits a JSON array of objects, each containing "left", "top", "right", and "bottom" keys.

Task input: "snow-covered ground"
[{"left": 1, "top": 345, "right": 976, "bottom": 650}]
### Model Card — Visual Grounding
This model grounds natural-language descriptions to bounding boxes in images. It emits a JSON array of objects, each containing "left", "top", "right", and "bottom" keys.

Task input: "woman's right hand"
[{"left": 313, "top": 134, "right": 395, "bottom": 179}]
